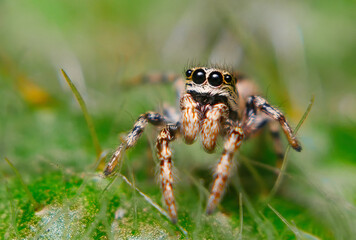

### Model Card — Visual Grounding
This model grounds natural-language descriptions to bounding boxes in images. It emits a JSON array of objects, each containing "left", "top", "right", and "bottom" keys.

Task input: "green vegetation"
[{"left": 1, "top": 0, "right": 356, "bottom": 239}]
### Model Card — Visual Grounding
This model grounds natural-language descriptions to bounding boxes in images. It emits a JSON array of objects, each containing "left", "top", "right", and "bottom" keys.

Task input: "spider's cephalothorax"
[{"left": 104, "top": 67, "right": 302, "bottom": 223}]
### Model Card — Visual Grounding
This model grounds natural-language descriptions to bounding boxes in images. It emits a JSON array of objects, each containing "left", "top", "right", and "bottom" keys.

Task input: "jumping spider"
[{"left": 104, "top": 67, "right": 301, "bottom": 223}]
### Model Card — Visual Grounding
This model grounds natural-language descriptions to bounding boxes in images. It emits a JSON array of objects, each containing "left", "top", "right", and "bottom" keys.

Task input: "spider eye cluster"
[{"left": 186, "top": 68, "right": 234, "bottom": 87}]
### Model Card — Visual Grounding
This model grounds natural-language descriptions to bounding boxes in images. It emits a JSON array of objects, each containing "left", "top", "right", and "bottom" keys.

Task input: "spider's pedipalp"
[
  {"left": 156, "top": 124, "right": 180, "bottom": 223},
  {"left": 104, "top": 112, "right": 166, "bottom": 176},
  {"left": 206, "top": 123, "right": 244, "bottom": 214},
  {"left": 180, "top": 93, "right": 202, "bottom": 144},
  {"left": 243, "top": 95, "right": 302, "bottom": 152},
  {"left": 201, "top": 103, "right": 229, "bottom": 152}
]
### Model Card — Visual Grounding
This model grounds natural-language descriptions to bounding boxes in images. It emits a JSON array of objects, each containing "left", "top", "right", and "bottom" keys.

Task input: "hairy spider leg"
[
  {"left": 131, "top": 72, "right": 185, "bottom": 102},
  {"left": 206, "top": 123, "right": 244, "bottom": 214},
  {"left": 156, "top": 124, "right": 180, "bottom": 223},
  {"left": 180, "top": 93, "right": 202, "bottom": 144},
  {"left": 246, "top": 116, "right": 287, "bottom": 169},
  {"left": 201, "top": 103, "right": 229, "bottom": 152},
  {"left": 104, "top": 112, "right": 167, "bottom": 176},
  {"left": 243, "top": 95, "right": 302, "bottom": 152},
  {"left": 162, "top": 103, "right": 181, "bottom": 124},
  {"left": 133, "top": 72, "right": 179, "bottom": 85},
  {"left": 241, "top": 114, "right": 287, "bottom": 169}
]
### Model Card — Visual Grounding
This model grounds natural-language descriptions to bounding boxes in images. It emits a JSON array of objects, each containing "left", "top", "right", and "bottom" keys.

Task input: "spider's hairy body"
[{"left": 104, "top": 66, "right": 302, "bottom": 223}]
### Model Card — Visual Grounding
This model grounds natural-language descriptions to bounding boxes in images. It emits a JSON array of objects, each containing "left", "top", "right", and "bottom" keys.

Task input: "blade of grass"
[
  {"left": 238, "top": 192, "right": 243, "bottom": 240},
  {"left": 83, "top": 199, "right": 108, "bottom": 238},
  {"left": 240, "top": 155, "right": 281, "bottom": 174},
  {"left": 118, "top": 173, "right": 188, "bottom": 237},
  {"left": 291, "top": 220, "right": 321, "bottom": 240},
  {"left": 60, "top": 69, "right": 102, "bottom": 161},
  {"left": 185, "top": 170, "right": 210, "bottom": 198},
  {"left": 127, "top": 163, "right": 138, "bottom": 233},
  {"left": 268, "top": 95, "right": 315, "bottom": 199},
  {"left": 4, "top": 179, "right": 20, "bottom": 238},
  {"left": 4, "top": 157, "right": 41, "bottom": 210},
  {"left": 268, "top": 204, "right": 306, "bottom": 240},
  {"left": 240, "top": 156, "right": 268, "bottom": 194},
  {"left": 231, "top": 175, "right": 274, "bottom": 239}
]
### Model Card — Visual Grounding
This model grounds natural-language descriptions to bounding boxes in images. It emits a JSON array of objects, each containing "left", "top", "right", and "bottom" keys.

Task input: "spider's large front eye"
[
  {"left": 208, "top": 71, "right": 223, "bottom": 86},
  {"left": 185, "top": 69, "right": 193, "bottom": 78},
  {"left": 192, "top": 69, "right": 206, "bottom": 84}
]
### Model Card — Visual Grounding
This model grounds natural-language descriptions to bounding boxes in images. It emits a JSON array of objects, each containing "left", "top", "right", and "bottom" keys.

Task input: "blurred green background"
[{"left": 1, "top": 0, "right": 356, "bottom": 239}]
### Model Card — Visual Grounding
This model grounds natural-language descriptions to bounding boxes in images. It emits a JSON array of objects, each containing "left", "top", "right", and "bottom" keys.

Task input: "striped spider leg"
[
  {"left": 243, "top": 95, "right": 302, "bottom": 152},
  {"left": 156, "top": 123, "right": 180, "bottom": 223},
  {"left": 237, "top": 77, "right": 301, "bottom": 167},
  {"left": 103, "top": 112, "right": 167, "bottom": 175},
  {"left": 206, "top": 120, "right": 244, "bottom": 214}
]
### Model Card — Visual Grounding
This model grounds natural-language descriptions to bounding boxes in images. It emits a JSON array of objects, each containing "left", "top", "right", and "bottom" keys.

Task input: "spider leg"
[
  {"left": 243, "top": 95, "right": 302, "bottom": 151},
  {"left": 156, "top": 124, "right": 180, "bottom": 223},
  {"left": 162, "top": 103, "right": 180, "bottom": 124},
  {"left": 180, "top": 93, "right": 202, "bottom": 144},
  {"left": 131, "top": 72, "right": 185, "bottom": 101},
  {"left": 206, "top": 123, "right": 244, "bottom": 214},
  {"left": 201, "top": 103, "right": 229, "bottom": 152},
  {"left": 242, "top": 114, "right": 286, "bottom": 168},
  {"left": 268, "top": 120, "right": 285, "bottom": 168},
  {"left": 104, "top": 112, "right": 166, "bottom": 176}
]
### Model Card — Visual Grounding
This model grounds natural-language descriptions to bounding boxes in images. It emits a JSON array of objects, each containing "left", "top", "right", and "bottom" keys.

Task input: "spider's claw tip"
[
  {"left": 103, "top": 168, "right": 112, "bottom": 177},
  {"left": 170, "top": 217, "right": 177, "bottom": 224},
  {"left": 293, "top": 144, "right": 302, "bottom": 152},
  {"left": 206, "top": 207, "right": 214, "bottom": 215}
]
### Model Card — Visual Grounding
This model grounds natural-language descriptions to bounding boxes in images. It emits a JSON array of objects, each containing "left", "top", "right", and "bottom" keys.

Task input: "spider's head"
[{"left": 184, "top": 67, "right": 239, "bottom": 114}]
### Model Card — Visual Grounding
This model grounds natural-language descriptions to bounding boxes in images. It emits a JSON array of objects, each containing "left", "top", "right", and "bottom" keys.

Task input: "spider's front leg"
[
  {"left": 156, "top": 124, "right": 180, "bottom": 223},
  {"left": 244, "top": 95, "right": 302, "bottom": 151},
  {"left": 206, "top": 121, "right": 244, "bottom": 214},
  {"left": 104, "top": 112, "right": 166, "bottom": 176}
]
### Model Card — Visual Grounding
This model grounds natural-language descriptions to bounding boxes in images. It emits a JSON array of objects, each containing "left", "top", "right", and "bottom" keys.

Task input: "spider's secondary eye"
[
  {"left": 208, "top": 71, "right": 223, "bottom": 86},
  {"left": 185, "top": 69, "right": 193, "bottom": 78},
  {"left": 192, "top": 69, "right": 206, "bottom": 84},
  {"left": 224, "top": 74, "right": 232, "bottom": 83}
]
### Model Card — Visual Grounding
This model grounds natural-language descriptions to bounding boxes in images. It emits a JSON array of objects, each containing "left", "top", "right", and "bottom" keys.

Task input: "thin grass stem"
[
  {"left": 238, "top": 192, "right": 243, "bottom": 240},
  {"left": 4, "top": 157, "right": 41, "bottom": 210},
  {"left": 60, "top": 69, "right": 102, "bottom": 160},
  {"left": 268, "top": 95, "right": 315, "bottom": 199},
  {"left": 4, "top": 180, "right": 20, "bottom": 238},
  {"left": 268, "top": 204, "right": 304, "bottom": 239},
  {"left": 118, "top": 173, "right": 188, "bottom": 236}
]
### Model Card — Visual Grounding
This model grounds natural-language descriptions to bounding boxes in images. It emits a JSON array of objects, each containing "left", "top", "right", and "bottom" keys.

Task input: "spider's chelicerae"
[{"left": 104, "top": 67, "right": 301, "bottom": 223}]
